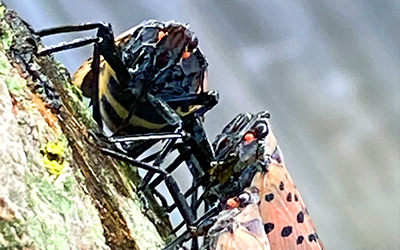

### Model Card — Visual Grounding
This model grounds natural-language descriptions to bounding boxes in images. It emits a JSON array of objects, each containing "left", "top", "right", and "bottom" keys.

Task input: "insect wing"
[
  {"left": 207, "top": 204, "right": 271, "bottom": 250},
  {"left": 251, "top": 162, "right": 325, "bottom": 250}
]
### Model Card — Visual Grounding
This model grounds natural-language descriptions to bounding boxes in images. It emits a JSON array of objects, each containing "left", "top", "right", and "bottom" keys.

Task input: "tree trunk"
[{"left": 0, "top": 3, "right": 171, "bottom": 249}]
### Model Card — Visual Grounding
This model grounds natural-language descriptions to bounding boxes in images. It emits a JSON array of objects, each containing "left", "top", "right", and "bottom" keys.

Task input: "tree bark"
[{"left": 0, "top": 3, "right": 171, "bottom": 249}]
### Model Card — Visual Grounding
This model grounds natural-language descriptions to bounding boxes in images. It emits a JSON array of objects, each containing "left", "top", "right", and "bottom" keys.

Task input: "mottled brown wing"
[
  {"left": 208, "top": 203, "right": 270, "bottom": 250},
  {"left": 214, "top": 228, "right": 269, "bottom": 250},
  {"left": 251, "top": 162, "right": 325, "bottom": 250}
]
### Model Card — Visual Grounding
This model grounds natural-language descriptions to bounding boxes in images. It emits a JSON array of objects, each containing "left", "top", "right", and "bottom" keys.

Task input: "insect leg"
[
  {"left": 34, "top": 23, "right": 107, "bottom": 55},
  {"left": 145, "top": 153, "right": 187, "bottom": 190},
  {"left": 90, "top": 42, "right": 102, "bottom": 126},
  {"left": 139, "top": 138, "right": 177, "bottom": 190},
  {"left": 35, "top": 23, "right": 112, "bottom": 37},
  {"left": 36, "top": 22, "right": 131, "bottom": 83},
  {"left": 106, "top": 138, "right": 198, "bottom": 234},
  {"left": 35, "top": 23, "right": 132, "bottom": 127},
  {"left": 181, "top": 115, "right": 214, "bottom": 170},
  {"left": 164, "top": 175, "right": 195, "bottom": 225},
  {"left": 108, "top": 132, "right": 184, "bottom": 143},
  {"left": 164, "top": 90, "right": 219, "bottom": 112},
  {"left": 162, "top": 205, "right": 219, "bottom": 250},
  {"left": 98, "top": 149, "right": 195, "bottom": 226},
  {"left": 190, "top": 188, "right": 200, "bottom": 250},
  {"left": 37, "top": 36, "right": 100, "bottom": 56},
  {"left": 98, "top": 147, "right": 168, "bottom": 175},
  {"left": 147, "top": 94, "right": 183, "bottom": 132}
]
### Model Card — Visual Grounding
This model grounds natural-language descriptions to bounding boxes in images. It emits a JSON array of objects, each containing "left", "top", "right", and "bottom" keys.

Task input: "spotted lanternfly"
[
  {"left": 212, "top": 111, "right": 325, "bottom": 250},
  {"left": 204, "top": 188, "right": 270, "bottom": 250},
  {"left": 33, "top": 20, "right": 221, "bottom": 250},
  {"left": 71, "top": 20, "right": 216, "bottom": 135}
]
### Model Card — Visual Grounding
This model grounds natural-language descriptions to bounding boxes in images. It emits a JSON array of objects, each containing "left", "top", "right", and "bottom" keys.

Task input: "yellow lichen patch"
[{"left": 40, "top": 141, "right": 68, "bottom": 176}]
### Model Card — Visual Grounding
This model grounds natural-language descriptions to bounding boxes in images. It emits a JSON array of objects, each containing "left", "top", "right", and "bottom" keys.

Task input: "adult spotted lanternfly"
[
  {"left": 211, "top": 111, "right": 325, "bottom": 250},
  {"left": 36, "top": 20, "right": 217, "bottom": 138},
  {"left": 34, "top": 20, "right": 221, "bottom": 249}
]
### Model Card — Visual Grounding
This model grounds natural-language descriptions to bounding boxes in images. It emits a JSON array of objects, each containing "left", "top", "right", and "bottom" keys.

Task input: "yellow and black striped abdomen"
[
  {"left": 74, "top": 59, "right": 170, "bottom": 134},
  {"left": 72, "top": 20, "right": 211, "bottom": 135},
  {"left": 98, "top": 62, "right": 169, "bottom": 134}
]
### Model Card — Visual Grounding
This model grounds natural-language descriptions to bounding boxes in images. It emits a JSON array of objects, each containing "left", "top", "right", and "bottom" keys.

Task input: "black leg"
[
  {"left": 90, "top": 43, "right": 102, "bottom": 127},
  {"left": 140, "top": 150, "right": 162, "bottom": 163},
  {"left": 191, "top": 238, "right": 199, "bottom": 250},
  {"left": 139, "top": 138, "right": 177, "bottom": 190},
  {"left": 35, "top": 22, "right": 111, "bottom": 37},
  {"left": 147, "top": 153, "right": 187, "bottom": 190},
  {"left": 190, "top": 186, "right": 199, "bottom": 250},
  {"left": 37, "top": 37, "right": 100, "bottom": 56},
  {"left": 36, "top": 22, "right": 131, "bottom": 87},
  {"left": 162, "top": 205, "right": 220, "bottom": 250},
  {"left": 146, "top": 94, "right": 183, "bottom": 131},
  {"left": 164, "top": 175, "right": 195, "bottom": 225},
  {"left": 98, "top": 147, "right": 167, "bottom": 175},
  {"left": 163, "top": 90, "right": 219, "bottom": 111},
  {"left": 108, "top": 131, "right": 184, "bottom": 143},
  {"left": 166, "top": 179, "right": 205, "bottom": 214}
]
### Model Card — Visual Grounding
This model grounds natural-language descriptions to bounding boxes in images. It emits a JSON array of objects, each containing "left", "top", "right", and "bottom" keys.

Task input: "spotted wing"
[{"left": 251, "top": 161, "right": 325, "bottom": 250}]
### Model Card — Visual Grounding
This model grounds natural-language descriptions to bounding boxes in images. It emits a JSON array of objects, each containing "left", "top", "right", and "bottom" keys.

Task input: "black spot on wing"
[
  {"left": 265, "top": 193, "right": 274, "bottom": 202},
  {"left": 294, "top": 194, "right": 299, "bottom": 202},
  {"left": 286, "top": 192, "right": 292, "bottom": 202},
  {"left": 308, "top": 233, "right": 317, "bottom": 242},
  {"left": 264, "top": 223, "right": 274, "bottom": 234},
  {"left": 279, "top": 181, "right": 285, "bottom": 191},
  {"left": 297, "top": 211, "right": 304, "bottom": 223},
  {"left": 296, "top": 235, "right": 304, "bottom": 244},
  {"left": 281, "top": 226, "right": 293, "bottom": 237}
]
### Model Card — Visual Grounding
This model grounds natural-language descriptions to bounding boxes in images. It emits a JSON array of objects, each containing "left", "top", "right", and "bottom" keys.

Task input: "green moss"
[
  {"left": 0, "top": 50, "right": 24, "bottom": 94},
  {"left": 0, "top": 16, "right": 14, "bottom": 50},
  {"left": 0, "top": 5, "right": 5, "bottom": 17},
  {"left": 0, "top": 217, "right": 35, "bottom": 249},
  {"left": 23, "top": 172, "right": 106, "bottom": 250},
  {"left": 0, "top": 53, "right": 9, "bottom": 75},
  {"left": 4, "top": 76, "right": 23, "bottom": 93},
  {"left": 63, "top": 77, "right": 94, "bottom": 126}
]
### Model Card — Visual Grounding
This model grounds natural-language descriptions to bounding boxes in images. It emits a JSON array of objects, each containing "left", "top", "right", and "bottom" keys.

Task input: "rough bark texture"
[{"left": 0, "top": 3, "right": 171, "bottom": 250}]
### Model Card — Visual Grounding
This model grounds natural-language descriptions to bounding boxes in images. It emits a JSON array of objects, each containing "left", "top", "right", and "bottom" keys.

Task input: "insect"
[
  {"left": 36, "top": 20, "right": 217, "bottom": 137},
  {"left": 34, "top": 20, "right": 221, "bottom": 249},
  {"left": 33, "top": 19, "right": 324, "bottom": 250},
  {"left": 211, "top": 111, "right": 325, "bottom": 250}
]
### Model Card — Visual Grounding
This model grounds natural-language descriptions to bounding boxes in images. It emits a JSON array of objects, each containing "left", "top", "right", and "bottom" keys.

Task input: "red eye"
[
  {"left": 243, "top": 132, "right": 255, "bottom": 143},
  {"left": 226, "top": 197, "right": 239, "bottom": 209}
]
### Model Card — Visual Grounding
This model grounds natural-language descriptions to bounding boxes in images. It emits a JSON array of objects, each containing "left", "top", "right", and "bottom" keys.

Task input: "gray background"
[{"left": 4, "top": 0, "right": 399, "bottom": 249}]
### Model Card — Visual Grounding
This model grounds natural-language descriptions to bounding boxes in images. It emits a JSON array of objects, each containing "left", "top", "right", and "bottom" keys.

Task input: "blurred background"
[{"left": 4, "top": 0, "right": 399, "bottom": 249}]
